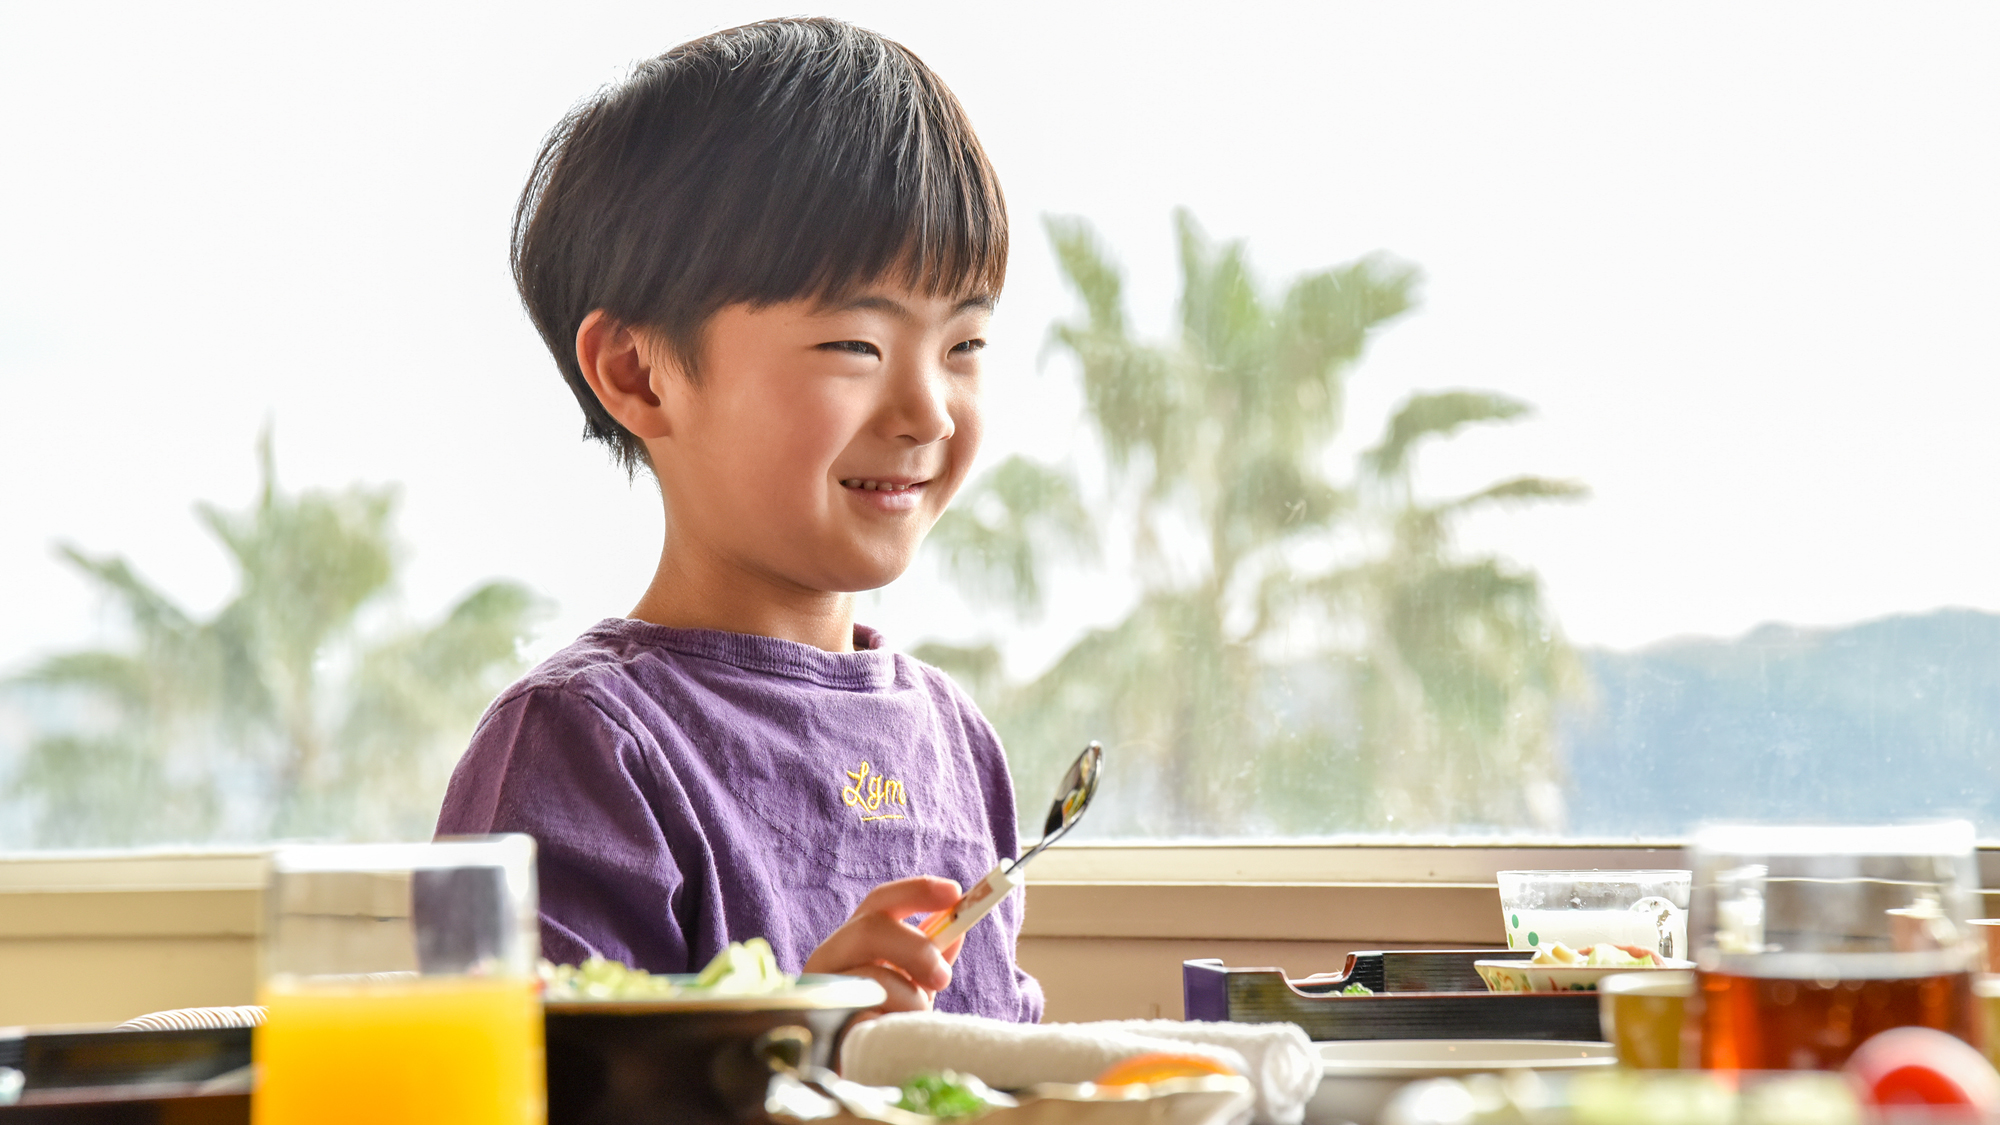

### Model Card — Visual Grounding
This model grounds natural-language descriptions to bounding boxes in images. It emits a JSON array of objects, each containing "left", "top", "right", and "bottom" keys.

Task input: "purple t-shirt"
[{"left": 435, "top": 618, "right": 1043, "bottom": 1023}]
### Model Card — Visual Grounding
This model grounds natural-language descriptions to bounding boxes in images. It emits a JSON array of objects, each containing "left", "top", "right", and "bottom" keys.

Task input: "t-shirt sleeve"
[{"left": 436, "top": 684, "right": 694, "bottom": 973}]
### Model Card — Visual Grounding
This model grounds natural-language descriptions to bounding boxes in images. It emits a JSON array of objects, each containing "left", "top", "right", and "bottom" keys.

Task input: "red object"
[{"left": 1843, "top": 1026, "right": 2000, "bottom": 1116}]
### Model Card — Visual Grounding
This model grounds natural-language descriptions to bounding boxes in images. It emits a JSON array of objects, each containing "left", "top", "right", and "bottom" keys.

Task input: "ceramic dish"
[
  {"left": 1308, "top": 1039, "right": 1615, "bottom": 1124},
  {"left": 1473, "top": 957, "right": 1696, "bottom": 994},
  {"left": 544, "top": 973, "right": 886, "bottom": 1125}
]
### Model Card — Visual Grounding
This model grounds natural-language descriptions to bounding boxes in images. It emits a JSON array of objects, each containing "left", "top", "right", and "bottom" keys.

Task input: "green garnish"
[
  {"left": 896, "top": 1071, "right": 997, "bottom": 1120},
  {"left": 1341, "top": 982, "right": 1373, "bottom": 995}
]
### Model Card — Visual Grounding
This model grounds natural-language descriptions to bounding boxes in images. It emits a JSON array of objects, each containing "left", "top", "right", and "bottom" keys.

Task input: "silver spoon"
[
  {"left": 1012, "top": 740, "right": 1103, "bottom": 874},
  {"left": 922, "top": 742, "right": 1103, "bottom": 948}
]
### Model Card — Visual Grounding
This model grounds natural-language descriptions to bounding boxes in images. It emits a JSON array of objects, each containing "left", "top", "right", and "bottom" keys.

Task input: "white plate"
[
  {"left": 1318, "top": 1038, "right": 1615, "bottom": 1075},
  {"left": 1307, "top": 1039, "right": 1614, "bottom": 1125}
]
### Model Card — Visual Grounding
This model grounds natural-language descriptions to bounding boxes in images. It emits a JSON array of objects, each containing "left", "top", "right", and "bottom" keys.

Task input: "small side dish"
[
  {"left": 1475, "top": 944, "right": 1695, "bottom": 993},
  {"left": 1530, "top": 942, "right": 1662, "bottom": 968}
]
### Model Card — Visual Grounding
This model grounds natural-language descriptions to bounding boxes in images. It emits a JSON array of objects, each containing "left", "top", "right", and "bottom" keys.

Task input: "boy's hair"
[{"left": 512, "top": 18, "right": 1008, "bottom": 475}]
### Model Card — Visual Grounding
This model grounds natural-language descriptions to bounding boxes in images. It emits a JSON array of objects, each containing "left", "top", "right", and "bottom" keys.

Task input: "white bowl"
[{"left": 1307, "top": 1039, "right": 1614, "bottom": 1125}]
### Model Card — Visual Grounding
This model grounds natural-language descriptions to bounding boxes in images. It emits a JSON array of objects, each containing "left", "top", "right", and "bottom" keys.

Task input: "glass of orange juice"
[{"left": 254, "top": 837, "right": 544, "bottom": 1125}]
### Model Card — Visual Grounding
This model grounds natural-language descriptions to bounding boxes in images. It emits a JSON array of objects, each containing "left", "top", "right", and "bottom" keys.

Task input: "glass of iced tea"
[
  {"left": 1692, "top": 821, "right": 1984, "bottom": 1072},
  {"left": 253, "top": 836, "right": 545, "bottom": 1125}
]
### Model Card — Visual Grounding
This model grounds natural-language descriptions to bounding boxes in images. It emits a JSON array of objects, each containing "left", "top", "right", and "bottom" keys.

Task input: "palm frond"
[
  {"left": 1215, "top": 455, "right": 1350, "bottom": 558},
  {"left": 12, "top": 650, "right": 152, "bottom": 710},
  {"left": 1045, "top": 215, "right": 1126, "bottom": 334},
  {"left": 52, "top": 544, "right": 195, "bottom": 643},
  {"left": 1438, "top": 476, "right": 1590, "bottom": 517},
  {"left": 1364, "top": 391, "right": 1533, "bottom": 481}
]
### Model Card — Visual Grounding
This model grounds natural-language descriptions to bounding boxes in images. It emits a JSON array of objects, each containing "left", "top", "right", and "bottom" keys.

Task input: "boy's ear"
[{"left": 575, "top": 309, "right": 678, "bottom": 440}]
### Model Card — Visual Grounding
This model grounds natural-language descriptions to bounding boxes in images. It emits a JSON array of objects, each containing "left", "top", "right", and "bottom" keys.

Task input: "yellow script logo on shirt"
[{"left": 841, "top": 761, "right": 909, "bottom": 823}]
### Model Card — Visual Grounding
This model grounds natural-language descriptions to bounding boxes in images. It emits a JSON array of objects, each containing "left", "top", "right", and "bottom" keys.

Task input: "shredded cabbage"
[{"left": 541, "top": 938, "right": 796, "bottom": 1000}]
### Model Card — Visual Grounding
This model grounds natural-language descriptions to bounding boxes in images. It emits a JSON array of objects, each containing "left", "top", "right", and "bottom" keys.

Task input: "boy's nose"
[{"left": 887, "top": 362, "right": 956, "bottom": 446}]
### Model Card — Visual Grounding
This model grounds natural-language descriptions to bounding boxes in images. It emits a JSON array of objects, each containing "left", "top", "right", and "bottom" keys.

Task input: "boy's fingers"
[
  {"left": 804, "top": 910, "right": 953, "bottom": 992},
  {"left": 801, "top": 876, "right": 970, "bottom": 994},
  {"left": 843, "top": 963, "right": 934, "bottom": 1015},
  {"left": 853, "top": 875, "right": 963, "bottom": 920}
]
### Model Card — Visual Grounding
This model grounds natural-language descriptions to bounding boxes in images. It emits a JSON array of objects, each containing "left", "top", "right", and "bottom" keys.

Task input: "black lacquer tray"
[
  {"left": 0, "top": 1025, "right": 250, "bottom": 1123},
  {"left": 1183, "top": 950, "right": 1603, "bottom": 1042}
]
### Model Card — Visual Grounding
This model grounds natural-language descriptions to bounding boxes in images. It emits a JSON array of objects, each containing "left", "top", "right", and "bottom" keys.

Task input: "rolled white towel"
[
  {"left": 840, "top": 1011, "right": 1314, "bottom": 1125},
  {"left": 1098, "top": 1019, "right": 1319, "bottom": 1125}
]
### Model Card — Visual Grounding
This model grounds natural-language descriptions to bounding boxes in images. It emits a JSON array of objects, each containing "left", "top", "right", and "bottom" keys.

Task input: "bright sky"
[{"left": 2, "top": 2, "right": 1996, "bottom": 680}]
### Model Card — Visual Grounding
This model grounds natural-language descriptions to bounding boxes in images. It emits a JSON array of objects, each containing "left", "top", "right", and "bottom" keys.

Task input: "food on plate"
[
  {"left": 1340, "top": 982, "right": 1373, "bottom": 995},
  {"left": 1529, "top": 941, "right": 1662, "bottom": 968},
  {"left": 692, "top": 936, "right": 792, "bottom": 993},
  {"left": 895, "top": 1071, "right": 1009, "bottom": 1120},
  {"left": 540, "top": 938, "right": 794, "bottom": 1000},
  {"left": 541, "top": 955, "right": 680, "bottom": 999},
  {"left": 1092, "top": 1051, "right": 1240, "bottom": 1086}
]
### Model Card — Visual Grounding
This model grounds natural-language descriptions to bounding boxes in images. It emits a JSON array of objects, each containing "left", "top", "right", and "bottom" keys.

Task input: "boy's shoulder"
[
  {"left": 486, "top": 618, "right": 985, "bottom": 724},
  {"left": 485, "top": 618, "right": 660, "bottom": 712}
]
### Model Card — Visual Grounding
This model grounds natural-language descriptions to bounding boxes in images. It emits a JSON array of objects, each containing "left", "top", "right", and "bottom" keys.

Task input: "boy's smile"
[
  {"left": 575, "top": 284, "right": 991, "bottom": 650},
  {"left": 840, "top": 477, "right": 928, "bottom": 512}
]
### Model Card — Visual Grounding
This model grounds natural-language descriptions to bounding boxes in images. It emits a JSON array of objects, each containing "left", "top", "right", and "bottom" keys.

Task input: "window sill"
[{"left": 3, "top": 841, "right": 1995, "bottom": 1024}]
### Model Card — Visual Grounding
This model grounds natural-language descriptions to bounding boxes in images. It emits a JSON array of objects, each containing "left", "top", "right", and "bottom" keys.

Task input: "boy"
[{"left": 435, "top": 17, "right": 1041, "bottom": 1022}]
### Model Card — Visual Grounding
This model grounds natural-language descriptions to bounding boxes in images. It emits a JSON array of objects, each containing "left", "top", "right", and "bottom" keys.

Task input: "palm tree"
[
  {"left": 921, "top": 211, "right": 1584, "bottom": 835},
  {"left": 1344, "top": 392, "right": 1588, "bottom": 830},
  {"left": 8, "top": 433, "right": 543, "bottom": 845}
]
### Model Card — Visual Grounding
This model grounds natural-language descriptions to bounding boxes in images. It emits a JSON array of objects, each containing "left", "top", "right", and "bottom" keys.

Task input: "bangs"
[{"left": 751, "top": 45, "right": 1008, "bottom": 307}]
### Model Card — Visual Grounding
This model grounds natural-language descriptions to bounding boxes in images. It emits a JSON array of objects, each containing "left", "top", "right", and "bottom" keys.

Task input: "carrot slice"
[{"left": 1093, "top": 1052, "right": 1239, "bottom": 1086}]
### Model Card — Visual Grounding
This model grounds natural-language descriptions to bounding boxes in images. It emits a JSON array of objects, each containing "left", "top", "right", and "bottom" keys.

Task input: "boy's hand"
[{"left": 804, "top": 876, "right": 967, "bottom": 1013}]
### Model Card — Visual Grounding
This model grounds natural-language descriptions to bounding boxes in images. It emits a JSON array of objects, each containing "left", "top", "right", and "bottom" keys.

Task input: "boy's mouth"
[{"left": 839, "top": 478, "right": 926, "bottom": 493}]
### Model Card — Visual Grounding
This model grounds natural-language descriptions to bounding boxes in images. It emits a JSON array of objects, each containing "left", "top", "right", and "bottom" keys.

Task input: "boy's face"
[{"left": 644, "top": 286, "right": 991, "bottom": 596}]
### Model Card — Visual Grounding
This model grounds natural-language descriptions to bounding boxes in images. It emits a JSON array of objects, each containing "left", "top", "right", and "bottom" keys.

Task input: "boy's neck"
[{"left": 627, "top": 539, "right": 858, "bottom": 654}]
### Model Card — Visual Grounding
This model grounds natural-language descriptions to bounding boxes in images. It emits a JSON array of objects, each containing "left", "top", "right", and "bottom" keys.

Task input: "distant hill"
[{"left": 1559, "top": 608, "right": 2000, "bottom": 836}]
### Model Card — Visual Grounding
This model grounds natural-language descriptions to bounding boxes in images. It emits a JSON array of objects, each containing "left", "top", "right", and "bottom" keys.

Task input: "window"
[{"left": 2, "top": 6, "right": 1994, "bottom": 849}]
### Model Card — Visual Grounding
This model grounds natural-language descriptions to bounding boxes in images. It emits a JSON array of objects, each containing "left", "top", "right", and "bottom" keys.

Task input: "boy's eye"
[
  {"left": 951, "top": 338, "right": 987, "bottom": 355},
  {"left": 820, "top": 340, "right": 881, "bottom": 357}
]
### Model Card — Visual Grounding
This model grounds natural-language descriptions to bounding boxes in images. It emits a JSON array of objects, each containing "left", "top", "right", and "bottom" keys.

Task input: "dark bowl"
[{"left": 543, "top": 974, "right": 884, "bottom": 1125}]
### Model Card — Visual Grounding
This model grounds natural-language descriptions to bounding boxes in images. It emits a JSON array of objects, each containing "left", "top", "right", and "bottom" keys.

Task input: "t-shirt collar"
[{"left": 593, "top": 618, "right": 897, "bottom": 691}]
